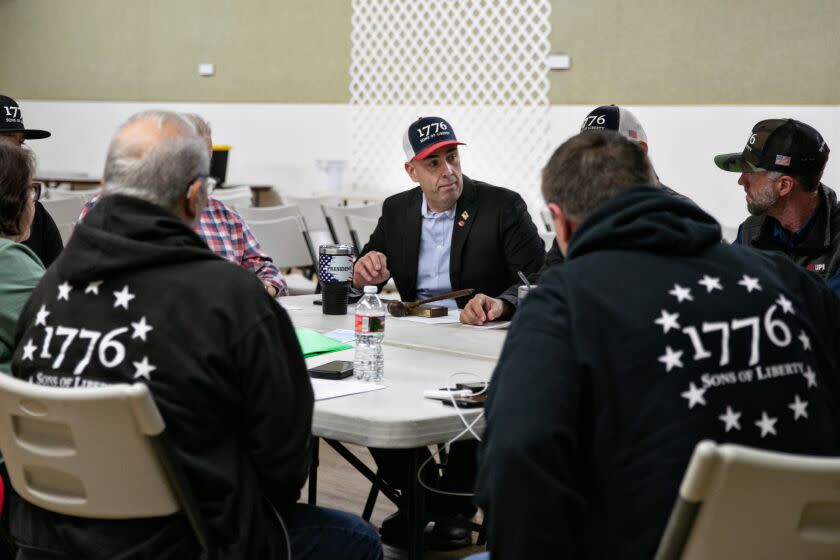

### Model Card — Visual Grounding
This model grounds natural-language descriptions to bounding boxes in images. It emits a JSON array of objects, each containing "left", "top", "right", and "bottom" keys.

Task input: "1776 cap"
[
  {"left": 714, "top": 119, "right": 829, "bottom": 175},
  {"left": 580, "top": 105, "right": 647, "bottom": 144},
  {"left": 403, "top": 116, "right": 465, "bottom": 162},
  {"left": 0, "top": 96, "right": 50, "bottom": 140}
]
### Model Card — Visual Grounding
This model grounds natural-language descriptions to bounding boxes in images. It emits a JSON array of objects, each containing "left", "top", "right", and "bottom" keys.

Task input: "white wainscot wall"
[{"left": 21, "top": 100, "right": 839, "bottom": 229}]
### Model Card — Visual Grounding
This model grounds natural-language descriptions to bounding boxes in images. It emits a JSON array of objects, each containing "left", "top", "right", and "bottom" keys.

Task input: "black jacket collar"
[{"left": 748, "top": 184, "right": 834, "bottom": 250}]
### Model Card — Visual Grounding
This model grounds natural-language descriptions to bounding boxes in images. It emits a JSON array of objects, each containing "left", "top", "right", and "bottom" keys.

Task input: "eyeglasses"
[
  {"left": 186, "top": 175, "right": 218, "bottom": 196},
  {"left": 30, "top": 182, "right": 42, "bottom": 202}
]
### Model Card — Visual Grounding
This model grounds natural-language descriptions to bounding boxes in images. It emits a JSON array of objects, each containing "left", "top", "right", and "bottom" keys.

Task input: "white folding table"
[
  {"left": 281, "top": 295, "right": 506, "bottom": 558},
  {"left": 282, "top": 294, "right": 506, "bottom": 361}
]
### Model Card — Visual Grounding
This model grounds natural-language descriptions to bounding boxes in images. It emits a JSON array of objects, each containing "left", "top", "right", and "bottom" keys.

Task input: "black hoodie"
[
  {"left": 10, "top": 195, "right": 313, "bottom": 559},
  {"left": 476, "top": 186, "right": 840, "bottom": 559}
]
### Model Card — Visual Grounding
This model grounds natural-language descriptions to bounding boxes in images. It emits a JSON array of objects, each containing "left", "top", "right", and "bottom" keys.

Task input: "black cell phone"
[
  {"left": 456, "top": 382, "right": 488, "bottom": 393},
  {"left": 441, "top": 394, "right": 487, "bottom": 408},
  {"left": 308, "top": 360, "right": 354, "bottom": 380}
]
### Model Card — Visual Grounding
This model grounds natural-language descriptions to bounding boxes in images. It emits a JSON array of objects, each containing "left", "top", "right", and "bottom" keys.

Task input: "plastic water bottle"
[{"left": 354, "top": 285, "right": 385, "bottom": 382}]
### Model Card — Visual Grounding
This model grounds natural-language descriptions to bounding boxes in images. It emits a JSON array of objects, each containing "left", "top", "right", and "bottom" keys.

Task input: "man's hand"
[
  {"left": 460, "top": 294, "right": 510, "bottom": 325},
  {"left": 263, "top": 283, "right": 279, "bottom": 297},
  {"left": 353, "top": 251, "right": 390, "bottom": 287}
]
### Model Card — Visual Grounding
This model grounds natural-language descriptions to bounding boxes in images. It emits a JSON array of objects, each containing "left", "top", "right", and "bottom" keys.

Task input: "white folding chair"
[
  {"left": 282, "top": 195, "right": 340, "bottom": 234},
  {"left": 41, "top": 196, "right": 85, "bottom": 224},
  {"left": 655, "top": 440, "right": 840, "bottom": 560},
  {"left": 347, "top": 215, "right": 379, "bottom": 256},
  {"left": 41, "top": 196, "right": 86, "bottom": 245},
  {"left": 0, "top": 376, "right": 216, "bottom": 559},
  {"left": 321, "top": 203, "right": 382, "bottom": 247},
  {"left": 236, "top": 204, "right": 305, "bottom": 224},
  {"left": 43, "top": 188, "right": 97, "bottom": 202},
  {"left": 210, "top": 186, "right": 253, "bottom": 212},
  {"left": 281, "top": 195, "right": 343, "bottom": 263},
  {"left": 247, "top": 215, "right": 319, "bottom": 294}
]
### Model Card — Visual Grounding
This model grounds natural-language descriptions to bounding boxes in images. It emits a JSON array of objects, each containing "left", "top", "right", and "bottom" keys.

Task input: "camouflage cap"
[{"left": 714, "top": 119, "right": 829, "bottom": 175}]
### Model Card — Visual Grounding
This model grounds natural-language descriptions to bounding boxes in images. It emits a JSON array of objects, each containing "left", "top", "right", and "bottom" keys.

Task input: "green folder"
[{"left": 295, "top": 327, "right": 352, "bottom": 358}]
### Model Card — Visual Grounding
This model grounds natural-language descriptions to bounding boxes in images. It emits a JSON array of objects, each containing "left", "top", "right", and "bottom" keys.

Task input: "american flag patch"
[{"left": 775, "top": 155, "right": 791, "bottom": 166}]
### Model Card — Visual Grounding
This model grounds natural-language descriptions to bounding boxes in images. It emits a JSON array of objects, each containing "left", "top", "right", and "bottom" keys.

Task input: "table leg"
[
  {"left": 308, "top": 437, "right": 319, "bottom": 505},
  {"left": 405, "top": 447, "right": 425, "bottom": 560}
]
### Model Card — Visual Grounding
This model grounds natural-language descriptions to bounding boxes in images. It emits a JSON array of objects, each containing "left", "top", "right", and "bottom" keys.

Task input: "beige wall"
[
  {"left": 1, "top": 0, "right": 837, "bottom": 104},
  {"left": 0, "top": 0, "right": 351, "bottom": 103},
  {"left": 550, "top": 0, "right": 840, "bottom": 104}
]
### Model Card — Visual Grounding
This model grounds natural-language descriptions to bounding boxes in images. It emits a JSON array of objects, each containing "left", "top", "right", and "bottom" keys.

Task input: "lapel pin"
[
  {"left": 458, "top": 220, "right": 465, "bottom": 227},
  {"left": 461, "top": 211, "right": 469, "bottom": 221}
]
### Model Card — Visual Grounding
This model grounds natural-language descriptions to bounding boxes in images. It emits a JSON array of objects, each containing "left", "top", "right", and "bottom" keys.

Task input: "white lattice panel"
[{"left": 350, "top": 0, "right": 552, "bottom": 218}]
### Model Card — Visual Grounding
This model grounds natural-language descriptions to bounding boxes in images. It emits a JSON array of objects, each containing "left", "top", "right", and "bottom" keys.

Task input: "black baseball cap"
[
  {"left": 714, "top": 119, "right": 829, "bottom": 175},
  {"left": 0, "top": 95, "right": 50, "bottom": 140},
  {"left": 402, "top": 116, "right": 464, "bottom": 161}
]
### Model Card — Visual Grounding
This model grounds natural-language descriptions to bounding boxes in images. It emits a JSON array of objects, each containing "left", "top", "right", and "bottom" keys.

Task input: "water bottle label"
[{"left": 355, "top": 314, "right": 385, "bottom": 334}]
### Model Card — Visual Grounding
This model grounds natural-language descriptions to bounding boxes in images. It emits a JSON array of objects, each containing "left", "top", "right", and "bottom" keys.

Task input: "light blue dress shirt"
[{"left": 416, "top": 194, "right": 457, "bottom": 308}]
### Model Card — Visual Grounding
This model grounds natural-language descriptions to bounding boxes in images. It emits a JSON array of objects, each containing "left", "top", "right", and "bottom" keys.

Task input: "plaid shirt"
[{"left": 80, "top": 195, "right": 288, "bottom": 296}]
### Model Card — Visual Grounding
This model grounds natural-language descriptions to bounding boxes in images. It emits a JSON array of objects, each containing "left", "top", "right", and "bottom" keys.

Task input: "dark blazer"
[{"left": 359, "top": 176, "right": 545, "bottom": 307}]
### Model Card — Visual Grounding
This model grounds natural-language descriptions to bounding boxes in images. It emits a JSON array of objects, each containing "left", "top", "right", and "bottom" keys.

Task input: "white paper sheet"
[
  {"left": 322, "top": 329, "right": 356, "bottom": 343},
  {"left": 460, "top": 321, "right": 511, "bottom": 330},
  {"left": 311, "top": 378, "right": 387, "bottom": 401},
  {"left": 391, "top": 310, "right": 461, "bottom": 324}
]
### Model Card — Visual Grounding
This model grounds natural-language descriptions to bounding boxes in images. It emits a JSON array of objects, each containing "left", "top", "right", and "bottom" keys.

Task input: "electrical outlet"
[{"left": 547, "top": 54, "right": 571, "bottom": 71}]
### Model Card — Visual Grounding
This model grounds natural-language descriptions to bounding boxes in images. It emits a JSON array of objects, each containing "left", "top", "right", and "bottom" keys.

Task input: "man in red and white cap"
[
  {"left": 352, "top": 115, "right": 545, "bottom": 549},
  {"left": 353, "top": 115, "right": 544, "bottom": 307}
]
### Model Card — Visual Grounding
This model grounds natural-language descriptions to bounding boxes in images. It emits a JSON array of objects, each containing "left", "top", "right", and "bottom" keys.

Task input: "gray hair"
[
  {"left": 766, "top": 170, "right": 823, "bottom": 193},
  {"left": 102, "top": 110, "right": 209, "bottom": 210},
  {"left": 542, "top": 130, "right": 657, "bottom": 222},
  {"left": 182, "top": 113, "right": 212, "bottom": 143}
]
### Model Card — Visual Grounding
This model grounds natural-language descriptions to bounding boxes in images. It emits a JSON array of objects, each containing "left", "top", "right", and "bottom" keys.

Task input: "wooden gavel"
[{"left": 386, "top": 289, "right": 475, "bottom": 317}]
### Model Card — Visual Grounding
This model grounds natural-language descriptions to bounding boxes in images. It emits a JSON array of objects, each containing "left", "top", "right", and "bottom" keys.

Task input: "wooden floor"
[{"left": 300, "top": 439, "right": 486, "bottom": 559}]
